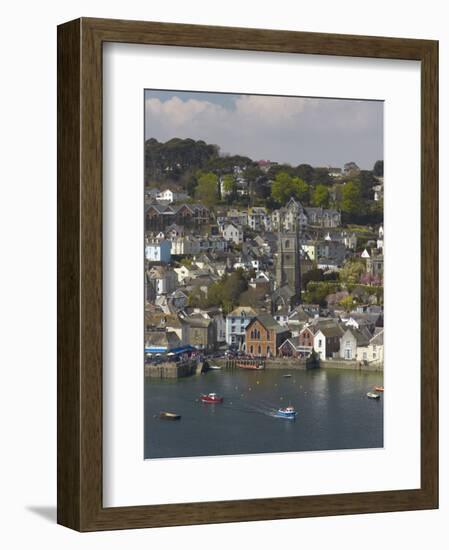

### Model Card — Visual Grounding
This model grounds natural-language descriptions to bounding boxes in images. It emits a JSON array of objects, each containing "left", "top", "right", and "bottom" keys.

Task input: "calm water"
[{"left": 144, "top": 368, "right": 383, "bottom": 459}]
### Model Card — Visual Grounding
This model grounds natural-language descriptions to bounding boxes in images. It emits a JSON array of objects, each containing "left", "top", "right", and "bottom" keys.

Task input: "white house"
[
  {"left": 145, "top": 239, "right": 171, "bottom": 263},
  {"left": 173, "top": 264, "right": 200, "bottom": 283},
  {"left": 377, "top": 225, "right": 384, "bottom": 251},
  {"left": 247, "top": 207, "right": 269, "bottom": 231},
  {"left": 225, "top": 306, "right": 257, "bottom": 348},
  {"left": 147, "top": 266, "right": 177, "bottom": 295},
  {"left": 156, "top": 189, "right": 175, "bottom": 203},
  {"left": 221, "top": 223, "right": 243, "bottom": 245},
  {"left": 356, "top": 329, "right": 384, "bottom": 363},
  {"left": 339, "top": 327, "right": 371, "bottom": 360},
  {"left": 170, "top": 236, "right": 200, "bottom": 256},
  {"left": 312, "top": 322, "right": 343, "bottom": 360},
  {"left": 155, "top": 189, "right": 188, "bottom": 204}
]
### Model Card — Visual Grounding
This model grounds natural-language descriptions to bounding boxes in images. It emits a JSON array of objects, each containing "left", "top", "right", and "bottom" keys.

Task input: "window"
[
  {"left": 258, "top": 345, "right": 261, "bottom": 355},
  {"left": 318, "top": 339, "right": 322, "bottom": 348},
  {"left": 250, "top": 345, "right": 254, "bottom": 354},
  {"left": 363, "top": 352, "right": 367, "bottom": 360}
]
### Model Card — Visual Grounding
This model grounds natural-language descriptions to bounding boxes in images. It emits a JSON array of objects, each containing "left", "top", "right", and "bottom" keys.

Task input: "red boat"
[
  {"left": 236, "top": 361, "right": 264, "bottom": 370},
  {"left": 200, "top": 392, "right": 224, "bottom": 404},
  {"left": 374, "top": 386, "right": 384, "bottom": 392}
]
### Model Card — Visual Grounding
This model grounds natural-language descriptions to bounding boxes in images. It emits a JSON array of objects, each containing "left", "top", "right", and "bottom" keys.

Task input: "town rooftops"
[
  {"left": 228, "top": 306, "right": 257, "bottom": 317},
  {"left": 370, "top": 329, "right": 384, "bottom": 346},
  {"left": 314, "top": 321, "right": 344, "bottom": 338},
  {"left": 248, "top": 314, "right": 288, "bottom": 334},
  {"left": 182, "top": 314, "right": 213, "bottom": 328},
  {"left": 344, "top": 326, "right": 372, "bottom": 346},
  {"left": 145, "top": 330, "right": 181, "bottom": 350}
]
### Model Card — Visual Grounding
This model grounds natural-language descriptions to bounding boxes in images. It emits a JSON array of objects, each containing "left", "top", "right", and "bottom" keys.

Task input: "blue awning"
[{"left": 145, "top": 347, "right": 167, "bottom": 353}]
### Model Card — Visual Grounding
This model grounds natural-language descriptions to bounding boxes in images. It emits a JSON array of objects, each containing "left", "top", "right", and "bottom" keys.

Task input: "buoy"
[{"left": 256, "top": 381, "right": 260, "bottom": 384}]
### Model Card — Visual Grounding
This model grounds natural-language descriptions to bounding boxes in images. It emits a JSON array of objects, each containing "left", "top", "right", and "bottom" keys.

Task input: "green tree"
[
  {"left": 221, "top": 174, "right": 237, "bottom": 197},
  {"left": 341, "top": 181, "right": 362, "bottom": 214},
  {"left": 194, "top": 172, "right": 218, "bottom": 207},
  {"left": 271, "top": 172, "right": 309, "bottom": 204},
  {"left": 339, "top": 295, "right": 354, "bottom": 311},
  {"left": 301, "top": 268, "right": 324, "bottom": 290},
  {"left": 311, "top": 184, "right": 329, "bottom": 208},
  {"left": 292, "top": 177, "right": 309, "bottom": 203},
  {"left": 373, "top": 160, "right": 384, "bottom": 177},
  {"left": 339, "top": 259, "right": 366, "bottom": 285}
]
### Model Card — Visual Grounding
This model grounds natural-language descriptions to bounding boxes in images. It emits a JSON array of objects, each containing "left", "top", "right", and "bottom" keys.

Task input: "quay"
[{"left": 145, "top": 358, "right": 203, "bottom": 379}]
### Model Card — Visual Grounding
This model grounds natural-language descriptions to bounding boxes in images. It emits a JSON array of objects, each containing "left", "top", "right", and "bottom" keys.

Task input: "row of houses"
[
  {"left": 216, "top": 199, "right": 341, "bottom": 234},
  {"left": 145, "top": 203, "right": 210, "bottom": 230},
  {"left": 224, "top": 306, "right": 383, "bottom": 363}
]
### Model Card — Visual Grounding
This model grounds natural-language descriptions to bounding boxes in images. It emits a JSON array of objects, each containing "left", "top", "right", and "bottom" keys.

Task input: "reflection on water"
[{"left": 144, "top": 368, "right": 383, "bottom": 459}]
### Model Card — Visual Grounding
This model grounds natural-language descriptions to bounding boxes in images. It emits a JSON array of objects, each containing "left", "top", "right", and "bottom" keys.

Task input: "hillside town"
[{"left": 144, "top": 140, "right": 384, "bottom": 372}]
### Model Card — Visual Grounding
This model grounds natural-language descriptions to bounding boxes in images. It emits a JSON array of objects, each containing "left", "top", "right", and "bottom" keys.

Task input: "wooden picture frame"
[{"left": 57, "top": 17, "right": 438, "bottom": 531}]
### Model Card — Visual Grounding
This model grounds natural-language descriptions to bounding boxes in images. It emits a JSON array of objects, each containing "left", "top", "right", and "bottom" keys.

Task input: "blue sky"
[{"left": 144, "top": 89, "right": 383, "bottom": 169}]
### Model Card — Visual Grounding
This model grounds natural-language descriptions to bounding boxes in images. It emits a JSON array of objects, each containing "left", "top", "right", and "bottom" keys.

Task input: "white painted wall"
[{"left": 1, "top": 1, "right": 448, "bottom": 549}]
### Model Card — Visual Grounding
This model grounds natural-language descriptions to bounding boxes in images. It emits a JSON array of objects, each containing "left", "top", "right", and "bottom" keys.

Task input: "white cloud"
[{"left": 145, "top": 93, "right": 383, "bottom": 168}]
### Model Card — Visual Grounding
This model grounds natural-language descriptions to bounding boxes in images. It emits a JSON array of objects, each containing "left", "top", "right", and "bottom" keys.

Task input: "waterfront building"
[
  {"left": 181, "top": 314, "right": 217, "bottom": 351},
  {"left": 278, "top": 336, "right": 304, "bottom": 357},
  {"left": 145, "top": 330, "right": 182, "bottom": 354},
  {"left": 339, "top": 326, "right": 372, "bottom": 360},
  {"left": 245, "top": 314, "right": 290, "bottom": 357},
  {"left": 313, "top": 322, "right": 344, "bottom": 360},
  {"left": 356, "top": 329, "right": 384, "bottom": 364},
  {"left": 225, "top": 306, "right": 257, "bottom": 348}
]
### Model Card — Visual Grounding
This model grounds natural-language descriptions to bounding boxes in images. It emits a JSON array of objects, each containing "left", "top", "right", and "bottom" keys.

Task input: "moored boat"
[
  {"left": 200, "top": 392, "right": 224, "bottom": 404},
  {"left": 374, "top": 386, "right": 384, "bottom": 392},
  {"left": 366, "top": 392, "right": 381, "bottom": 399},
  {"left": 209, "top": 365, "right": 222, "bottom": 370},
  {"left": 274, "top": 405, "right": 297, "bottom": 419},
  {"left": 159, "top": 411, "right": 181, "bottom": 420},
  {"left": 236, "top": 361, "right": 264, "bottom": 370}
]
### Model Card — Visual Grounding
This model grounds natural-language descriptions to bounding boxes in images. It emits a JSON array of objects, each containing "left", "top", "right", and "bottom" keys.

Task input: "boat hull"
[
  {"left": 274, "top": 411, "right": 297, "bottom": 419},
  {"left": 236, "top": 362, "right": 264, "bottom": 370},
  {"left": 366, "top": 392, "right": 380, "bottom": 399},
  {"left": 200, "top": 395, "right": 224, "bottom": 404},
  {"left": 159, "top": 412, "right": 181, "bottom": 420}
]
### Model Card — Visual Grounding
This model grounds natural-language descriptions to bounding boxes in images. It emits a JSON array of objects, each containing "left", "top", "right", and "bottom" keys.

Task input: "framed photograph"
[{"left": 57, "top": 17, "right": 438, "bottom": 531}]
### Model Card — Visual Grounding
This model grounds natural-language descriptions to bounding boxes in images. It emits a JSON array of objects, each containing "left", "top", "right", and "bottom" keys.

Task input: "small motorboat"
[
  {"left": 366, "top": 392, "right": 381, "bottom": 399},
  {"left": 274, "top": 405, "right": 297, "bottom": 419},
  {"left": 200, "top": 392, "right": 224, "bottom": 404},
  {"left": 374, "top": 386, "right": 384, "bottom": 392},
  {"left": 283, "top": 374, "right": 292, "bottom": 378},
  {"left": 209, "top": 365, "right": 222, "bottom": 370},
  {"left": 159, "top": 411, "right": 181, "bottom": 420}
]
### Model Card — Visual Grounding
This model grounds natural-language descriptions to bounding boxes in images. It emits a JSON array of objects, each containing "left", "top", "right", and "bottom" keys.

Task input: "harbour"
[{"left": 144, "top": 367, "right": 383, "bottom": 459}]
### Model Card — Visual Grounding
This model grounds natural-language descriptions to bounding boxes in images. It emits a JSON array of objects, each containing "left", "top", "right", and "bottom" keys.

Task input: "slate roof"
[
  {"left": 248, "top": 314, "right": 288, "bottom": 334},
  {"left": 145, "top": 330, "right": 181, "bottom": 349},
  {"left": 370, "top": 329, "right": 384, "bottom": 346}
]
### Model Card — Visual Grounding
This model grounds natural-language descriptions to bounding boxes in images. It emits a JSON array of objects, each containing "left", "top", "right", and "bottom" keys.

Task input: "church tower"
[{"left": 275, "top": 212, "right": 301, "bottom": 305}]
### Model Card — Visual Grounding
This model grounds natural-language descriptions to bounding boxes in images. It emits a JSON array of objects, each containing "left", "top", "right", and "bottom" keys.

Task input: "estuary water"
[{"left": 144, "top": 367, "right": 383, "bottom": 459}]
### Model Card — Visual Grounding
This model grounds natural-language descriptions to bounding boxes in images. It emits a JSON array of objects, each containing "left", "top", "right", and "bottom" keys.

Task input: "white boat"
[
  {"left": 274, "top": 406, "right": 298, "bottom": 419},
  {"left": 209, "top": 365, "right": 222, "bottom": 370},
  {"left": 366, "top": 392, "right": 381, "bottom": 399}
]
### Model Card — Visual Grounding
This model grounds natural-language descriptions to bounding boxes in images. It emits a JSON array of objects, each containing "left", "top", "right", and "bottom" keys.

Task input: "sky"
[{"left": 144, "top": 90, "right": 383, "bottom": 170}]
